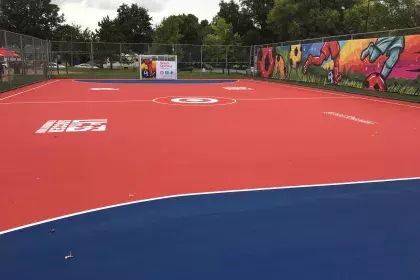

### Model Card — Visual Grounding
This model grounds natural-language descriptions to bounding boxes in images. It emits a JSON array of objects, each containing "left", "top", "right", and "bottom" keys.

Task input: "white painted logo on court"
[
  {"left": 153, "top": 96, "right": 236, "bottom": 106},
  {"left": 223, "top": 87, "right": 253, "bottom": 91},
  {"left": 323, "top": 112, "right": 375, "bottom": 125},
  {"left": 90, "top": 88, "right": 119, "bottom": 91},
  {"left": 171, "top": 97, "right": 219, "bottom": 104},
  {"left": 36, "top": 119, "right": 108, "bottom": 134}
]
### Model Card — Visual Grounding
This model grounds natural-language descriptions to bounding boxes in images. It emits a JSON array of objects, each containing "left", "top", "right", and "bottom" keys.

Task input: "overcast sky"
[{"left": 52, "top": 0, "right": 234, "bottom": 31}]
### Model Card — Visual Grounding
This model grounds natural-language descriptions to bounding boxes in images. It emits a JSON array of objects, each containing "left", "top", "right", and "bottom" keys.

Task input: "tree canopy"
[
  {"left": 52, "top": 24, "right": 94, "bottom": 42},
  {"left": 1, "top": 0, "right": 419, "bottom": 46},
  {"left": 0, "top": 0, "right": 64, "bottom": 40},
  {"left": 96, "top": 4, "right": 153, "bottom": 43}
]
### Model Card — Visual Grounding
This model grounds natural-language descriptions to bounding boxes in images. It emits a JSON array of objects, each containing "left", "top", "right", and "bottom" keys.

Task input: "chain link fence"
[
  {"left": 50, "top": 41, "right": 253, "bottom": 79},
  {"left": 0, "top": 29, "right": 50, "bottom": 93},
  {"left": 261, "top": 27, "right": 420, "bottom": 48},
  {"left": 0, "top": 26, "right": 418, "bottom": 89}
]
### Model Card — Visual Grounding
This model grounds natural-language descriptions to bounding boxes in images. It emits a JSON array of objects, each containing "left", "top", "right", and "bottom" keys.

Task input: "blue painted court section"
[
  {"left": 75, "top": 79, "right": 238, "bottom": 84},
  {"left": 2, "top": 179, "right": 420, "bottom": 279}
]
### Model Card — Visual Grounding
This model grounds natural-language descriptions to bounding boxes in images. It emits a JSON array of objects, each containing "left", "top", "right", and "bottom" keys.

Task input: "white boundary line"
[
  {"left": 235, "top": 96, "right": 354, "bottom": 101},
  {"left": 247, "top": 79, "right": 350, "bottom": 97},
  {"left": 0, "top": 80, "right": 59, "bottom": 102},
  {"left": 247, "top": 79, "right": 420, "bottom": 109},
  {"left": 348, "top": 95, "right": 420, "bottom": 110},
  {"left": 0, "top": 97, "right": 351, "bottom": 105},
  {"left": 1, "top": 176, "right": 419, "bottom": 236},
  {"left": 0, "top": 99, "right": 152, "bottom": 105}
]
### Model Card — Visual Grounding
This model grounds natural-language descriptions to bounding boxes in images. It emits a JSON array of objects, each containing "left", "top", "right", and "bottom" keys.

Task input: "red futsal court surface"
[{"left": 0, "top": 79, "right": 420, "bottom": 233}]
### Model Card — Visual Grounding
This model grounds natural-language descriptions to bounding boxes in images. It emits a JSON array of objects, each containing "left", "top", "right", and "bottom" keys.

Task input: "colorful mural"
[{"left": 256, "top": 35, "right": 420, "bottom": 95}]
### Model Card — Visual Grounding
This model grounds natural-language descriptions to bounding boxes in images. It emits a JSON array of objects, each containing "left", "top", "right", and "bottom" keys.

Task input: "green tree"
[
  {"left": 0, "top": 0, "right": 64, "bottom": 39},
  {"left": 153, "top": 16, "right": 183, "bottom": 44},
  {"left": 367, "top": 0, "right": 420, "bottom": 31},
  {"left": 177, "top": 14, "right": 202, "bottom": 44},
  {"left": 240, "top": 0, "right": 274, "bottom": 42},
  {"left": 114, "top": 3, "right": 153, "bottom": 43},
  {"left": 203, "top": 18, "right": 241, "bottom": 71},
  {"left": 96, "top": 3, "right": 153, "bottom": 43},
  {"left": 151, "top": 16, "right": 184, "bottom": 57},
  {"left": 218, "top": 0, "right": 254, "bottom": 37},
  {"left": 199, "top": 20, "right": 212, "bottom": 43},
  {"left": 342, "top": 2, "right": 367, "bottom": 34},
  {"left": 96, "top": 16, "right": 125, "bottom": 42},
  {"left": 267, "top": 0, "right": 378, "bottom": 41},
  {"left": 267, "top": 0, "right": 300, "bottom": 41},
  {"left": 53, "top": 24, "right": 94, "bottom": 42}
]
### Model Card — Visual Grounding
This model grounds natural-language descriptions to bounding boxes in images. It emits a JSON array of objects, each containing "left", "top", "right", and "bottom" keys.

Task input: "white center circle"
[{"left": 171, "top": 97, "right": 219, "bottom": 104}]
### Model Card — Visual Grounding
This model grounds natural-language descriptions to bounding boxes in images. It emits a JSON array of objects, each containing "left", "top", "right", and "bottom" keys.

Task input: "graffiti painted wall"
[{"left": 256, "top": 35, "right": 420, "bottom": 95}]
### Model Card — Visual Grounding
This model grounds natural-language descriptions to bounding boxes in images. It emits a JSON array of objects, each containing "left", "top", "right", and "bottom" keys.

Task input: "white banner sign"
[{"left": 156, "top": 61, "right": 177, "bottom": 80}]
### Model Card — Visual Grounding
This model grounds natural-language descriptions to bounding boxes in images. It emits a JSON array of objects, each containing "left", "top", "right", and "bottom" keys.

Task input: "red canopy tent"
[{"left": 0, "top": 48, "right": 20, "bottom": 57}]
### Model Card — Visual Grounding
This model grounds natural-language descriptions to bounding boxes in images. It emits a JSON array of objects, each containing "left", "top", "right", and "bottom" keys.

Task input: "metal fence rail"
[{"left": 0, "top": 29, "right": 50, "bottom": 93}]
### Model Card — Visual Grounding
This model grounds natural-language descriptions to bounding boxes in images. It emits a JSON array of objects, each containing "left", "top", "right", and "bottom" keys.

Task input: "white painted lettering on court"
[
  {"left": 48, "top": 120, "right": 72, "bottom": 133},
  {"left": 35, "top": 120, "right": 57, "bottom": 134},
  {"left": 66, "top": 120, "right": 107, "bottom": 132},
  {"left": 223, "top": 87, "right": 253, "bottom": 91},
  {"left": 36, "top": 119, "right": 108, "bottom": 134},
  {"left": 323, "top": 112, "right": 375, "bottom": 125}
]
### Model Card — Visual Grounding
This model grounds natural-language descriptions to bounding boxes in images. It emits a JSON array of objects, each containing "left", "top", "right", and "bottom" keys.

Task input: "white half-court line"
[
  {"left": 247, "top": 79, "right": 420, "bottom": 109},
  {"left": 235, "top": 96, "right": 354, "bottom": 101},
  {"left": 0, "top": 99, "right": 153, "bottom": 105},
  {"left": 324, "top": 111, "right": 376, "bottom": 125},
  {"left": 1, "top": 176, "right": 419, "bottom": 236},
  {"left": 0, "top": 80, "right": 59, "bottom": 101}
]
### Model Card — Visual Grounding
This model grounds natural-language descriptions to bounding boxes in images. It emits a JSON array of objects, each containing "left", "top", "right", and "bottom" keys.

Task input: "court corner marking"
[
  {"left": 0, "top": 80, "right": 59, "bottom": 102},
  {"left": 1, "top": 176, "right": 420, "bottom": 236}
]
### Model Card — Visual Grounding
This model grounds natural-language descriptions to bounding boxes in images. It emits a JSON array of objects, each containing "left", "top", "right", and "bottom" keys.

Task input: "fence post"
[
  {"left": 20, "top": 34, "right": 24, "bottom": 76},
  {"left": 248, "top": 46, "right": 251, "bottom": 67},
  {"left": 200, "top": 45, "right": 203, "bottom": 69},
  {"left": 70, "top": 40, "right": 73, "bottom": 66},
  {"left": 4, "top": 30, "right": 10, "bottom": 83},
  {"left": 32, "top": 37, "right": 38, "bottom": 75},
  {"left": 46, "top": 40, "right": 50, "bottom": 79},
  {"left": 90, "top": 40, "right": 94, "bottom": 69},
  {"left": 252, "top": 45, "right": 257, "bottom": 79},
  {"left": 40, "top": 40, "right": 43, "bottom": 75},
  {"left": 225, "top": 46, "right": 228, "bottom": 75},
  {"left": 120, "top": 43, "right": 122, "bottom": 69}
]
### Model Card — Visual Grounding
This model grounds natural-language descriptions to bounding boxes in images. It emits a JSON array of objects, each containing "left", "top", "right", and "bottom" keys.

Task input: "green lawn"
[{"left": 0, "top": 75, "right": 47, "bottom": 93}]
